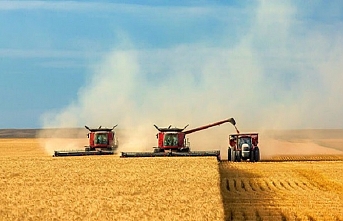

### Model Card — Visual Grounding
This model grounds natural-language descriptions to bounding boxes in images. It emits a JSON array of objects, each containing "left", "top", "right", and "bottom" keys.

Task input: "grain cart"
[
  {"left": 121, "top": 118, "right": 237, "bottom": 160},
  {"left": 53, "top": 125, "right": 118, "bottom": 157},
  {"left": 228, "top": 133, "right": 260, "bottom": 162}
]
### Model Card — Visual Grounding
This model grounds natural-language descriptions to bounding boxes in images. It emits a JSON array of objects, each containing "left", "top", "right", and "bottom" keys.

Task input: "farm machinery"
[
  {"left": 228, "top": 133, "right": 260, "bottom": 162},
  {"left": 53, "top": 125, "right": 118, "bottom": 157},
  {"left": 121, "top": 118, "right": 237, "bottom": 160}
]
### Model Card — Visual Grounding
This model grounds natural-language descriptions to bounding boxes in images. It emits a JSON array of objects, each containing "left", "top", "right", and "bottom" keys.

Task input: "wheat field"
[
  {"left": 1, "top": 138, "right": 343, "bottom": 220},
  {"left": 0, "top": 139, "right": 223, "bottom": 221}
]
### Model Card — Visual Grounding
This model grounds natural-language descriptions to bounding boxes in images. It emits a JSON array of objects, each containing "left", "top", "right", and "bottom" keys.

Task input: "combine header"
[
  {"left": 121, "top": 118, "right": 237, "bottom": 160},
  {"left": 53, "top": 125, "right": 118, "bottom": 157}
]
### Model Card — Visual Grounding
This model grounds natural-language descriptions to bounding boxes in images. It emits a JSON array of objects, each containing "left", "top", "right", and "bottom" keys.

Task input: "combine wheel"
[
  {"left": 179, "top": 147, "right": 190, "bottom": 152},
  {"left": 153, "top": 148, "right": 163, "bottom": 153}
]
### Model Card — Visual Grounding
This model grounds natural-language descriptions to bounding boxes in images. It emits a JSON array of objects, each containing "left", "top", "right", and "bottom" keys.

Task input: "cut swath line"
[
  {"left": 280, "top": 212, "right": 287, "bottom": 221},
  {"left": 293, "top": 181, "right": 306, "bottom": 190},
  {"left": 241, "top": 180, "right": 247, "bottom": 191},
  {"left": 286, "top": 180, "right": 296, "bottom": 190},
  {"left": 233, "top": 179, "right": 238, "bottom": 191},
  {"left": 255, "top": 210, "right": 263, "bottom": 221},
  {"left": 249, "top": 180, "right": 257, "bottom": 191},
  {"left": 264, "top": 180, "right": 272, "bottom": 191},
  {"left": 242, "top": 211, "right": 247, "bottom": 221},
  {"left": 279, "top": 181, "right": 289, "bottom": 190},
  {"left": 226, "top": 179, "right": 230, "bottom": 191}
]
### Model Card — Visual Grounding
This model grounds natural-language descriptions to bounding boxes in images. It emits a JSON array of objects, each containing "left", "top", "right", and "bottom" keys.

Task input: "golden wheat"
[
  {"left": 1, "top": 138, "right": 343, "bottom": 220},
  {"left": 0, "top": 139, "right": 223, "bottom": 221}
]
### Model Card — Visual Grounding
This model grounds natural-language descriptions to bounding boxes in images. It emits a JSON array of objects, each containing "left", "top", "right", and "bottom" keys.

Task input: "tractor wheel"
[
  {"left": 254, "top": 147, "right": 260, "bottom": 162},
  {"left": 228, "top": 147, "right": 231, "bottom": 161},
  {"left": 236, "top": 151, "right": 242, "bottom": 162},
  {"left": 249, "top": 149, "right": 255, "bottom": 162},
  {"left": 230, "top": 149, "right": 236, "bottom": 162}
]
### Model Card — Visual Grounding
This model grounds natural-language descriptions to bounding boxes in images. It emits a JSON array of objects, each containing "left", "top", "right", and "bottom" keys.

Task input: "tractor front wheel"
[{"left": 235, "top": 151, "right": 242, "bottom": 162}]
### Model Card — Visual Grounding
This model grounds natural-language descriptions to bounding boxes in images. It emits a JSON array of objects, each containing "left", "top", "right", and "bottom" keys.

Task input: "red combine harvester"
[
  {"left": 53, "top": 125, "right": 118, "bottom": 157},
  {"left": 228, "top": 133, "right": 260, "bottom": 162},
  {"left": 121, "top": 118, "right": 237, "bottom": 160}
]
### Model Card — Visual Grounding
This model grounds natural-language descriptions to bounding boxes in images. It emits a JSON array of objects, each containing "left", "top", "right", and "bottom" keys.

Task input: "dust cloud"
[
  {"left": 38, "top": 1, "right": 343, "bottom": 156},
  {"left": 259, "top": 129, "right": 343, "bottom": 159},
  {"left": 37, "top": 128, "right": 88, "bottom": 155}
]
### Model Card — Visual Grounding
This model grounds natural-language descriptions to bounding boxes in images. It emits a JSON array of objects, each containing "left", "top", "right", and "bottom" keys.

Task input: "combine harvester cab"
[
  {"left": 53, "top": 125, "right": 118, "bottom": 157},
  {"left": 121, "top": 118, "right": 237, "bottom": 160},
  {"left": 228, "top": 133, "right": 260, "bottom": 162}
]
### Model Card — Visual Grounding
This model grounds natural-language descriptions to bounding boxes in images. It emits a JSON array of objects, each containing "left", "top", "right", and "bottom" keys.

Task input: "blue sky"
[{"left": 1, "top": 1, "right": 343, "bottom": 129}]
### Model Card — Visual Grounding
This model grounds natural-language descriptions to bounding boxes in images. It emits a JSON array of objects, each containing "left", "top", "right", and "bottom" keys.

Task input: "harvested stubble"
[
  {"left": 0, "top": 139, "right": 224, "bottom": 221},
  {"left": 220, "top": 161, "right": 343, "bottom": 221},
  {"left": 266, "top": 154, "right": 343, "bottom": 161}
]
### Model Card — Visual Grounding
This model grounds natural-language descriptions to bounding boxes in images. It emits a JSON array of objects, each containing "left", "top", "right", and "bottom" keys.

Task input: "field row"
[
  {"left": 224, "top": 177, "right": 327, "bottom": 192},
  {"left": 265, "top": 154, "right": 343, "bottom": 161},
  {"left": 220, "top": 161, "right": 343, "bottom": 221}
]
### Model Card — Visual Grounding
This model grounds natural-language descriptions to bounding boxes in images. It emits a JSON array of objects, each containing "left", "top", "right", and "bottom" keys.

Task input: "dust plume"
[
  {"left": 37, "top": 128, "right": 88, "bottom": 154},
  {"left": 259, "top": 129, "right": 343, "bottom": 159},
  {"left": 38, "top": 1, "right": 343, "bottom": 156}
]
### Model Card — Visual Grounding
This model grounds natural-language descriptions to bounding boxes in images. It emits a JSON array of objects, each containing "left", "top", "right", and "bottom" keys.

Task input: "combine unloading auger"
[
  {"left": 53, "top": 125, "right": 118, "bottom": 157},
  {"left": 121, "top": 118, "right": 237, "bottom": 160}
]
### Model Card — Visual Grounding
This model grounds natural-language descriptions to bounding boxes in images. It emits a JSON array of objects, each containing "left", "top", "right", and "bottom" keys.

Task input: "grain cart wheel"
[{"left": 254, "top": 147, "right": 260, "bottom": 162}]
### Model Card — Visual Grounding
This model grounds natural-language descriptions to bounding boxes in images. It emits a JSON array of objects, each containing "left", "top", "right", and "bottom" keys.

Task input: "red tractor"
[
  {"left": 53, "top": 125, "right": 118, "bottom": 157},
  {"left": 121, "top": 118, "right": 237, "bottom": 160},
  {"left": 228, "top": 133, "right": 260, "bottom": 162}
]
